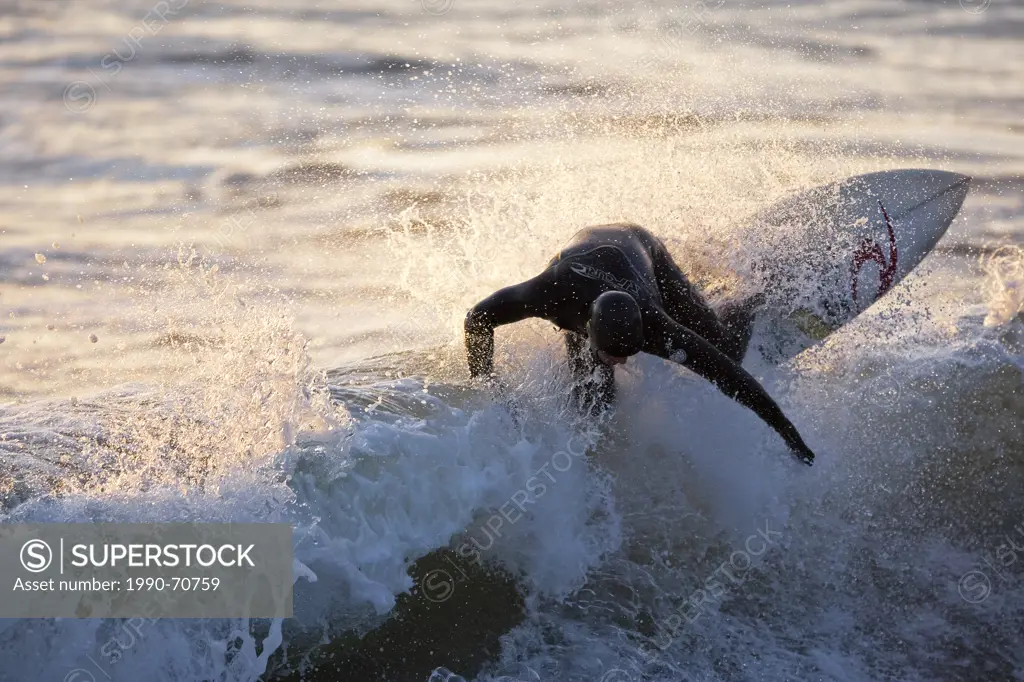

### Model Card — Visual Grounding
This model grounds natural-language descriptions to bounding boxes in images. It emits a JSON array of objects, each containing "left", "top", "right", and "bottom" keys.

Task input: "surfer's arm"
[
  {"left": 646, "top": 313, "right": 815, "bottom": 465},
  {"left": 648, "top": 236, "right": 746, "bottom": 361},
  {"left": 464, "top": 273, "right": 553, "bottom": 378}
]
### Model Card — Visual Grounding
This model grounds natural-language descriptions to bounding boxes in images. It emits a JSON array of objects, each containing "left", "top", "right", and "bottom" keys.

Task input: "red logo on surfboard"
[{"left": 850, "top": 201, "right": 899, "bottom": 303}]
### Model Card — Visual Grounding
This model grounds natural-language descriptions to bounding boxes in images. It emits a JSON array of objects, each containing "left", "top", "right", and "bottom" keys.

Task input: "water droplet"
[
  {"left": 89, "top": 334, "right": 98, "bottom": 343},
  {"left": 34, "top": 253, "right": 46, "bottom": 264}
]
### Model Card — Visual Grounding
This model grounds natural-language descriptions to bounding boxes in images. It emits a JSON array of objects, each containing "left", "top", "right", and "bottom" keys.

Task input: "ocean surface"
[{"left": 0, "top": 0, "right": 1022, "bottom": 680}]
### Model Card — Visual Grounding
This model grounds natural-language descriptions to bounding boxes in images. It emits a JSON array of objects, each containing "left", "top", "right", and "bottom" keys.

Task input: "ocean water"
[{"left": 0, "top": 0, "right": 1022, "bottom": 680}]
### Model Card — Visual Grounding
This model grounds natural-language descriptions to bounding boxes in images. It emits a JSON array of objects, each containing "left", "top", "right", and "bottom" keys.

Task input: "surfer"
[{"left": 464, "top": 223, "right": 816, "bottom": 465}]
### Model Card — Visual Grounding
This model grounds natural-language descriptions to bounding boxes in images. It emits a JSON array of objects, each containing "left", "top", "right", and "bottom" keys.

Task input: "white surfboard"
[{"left": 745, "top": 169, "right": 971, "bottom": 364}]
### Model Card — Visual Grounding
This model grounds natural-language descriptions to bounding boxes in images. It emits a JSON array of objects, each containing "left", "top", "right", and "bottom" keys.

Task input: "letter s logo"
[
  {"left": 63, "top": 81, "right": 96, "bottom": 113},
  {"left": 20, "top": 539, "right": 52, "bottom": 573}
]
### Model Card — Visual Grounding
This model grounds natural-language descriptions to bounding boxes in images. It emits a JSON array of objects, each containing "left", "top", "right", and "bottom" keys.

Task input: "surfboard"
[{"left": 744, "top": 169, "right": 971, "bottom": 364}]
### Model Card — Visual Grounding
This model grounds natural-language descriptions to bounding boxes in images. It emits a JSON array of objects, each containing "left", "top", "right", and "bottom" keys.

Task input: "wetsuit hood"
[{"left": 588, "top": 291, "right": 644, "bottom": 357}]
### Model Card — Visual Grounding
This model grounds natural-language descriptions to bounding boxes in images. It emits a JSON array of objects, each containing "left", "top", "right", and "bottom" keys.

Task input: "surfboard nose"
[
  {"left": 884, "top": 169, "right": 971, "bottom": 217},
  {"left": 936, "top": 170, "right": 971, "bottom": 185},
  {"left": 936, "top": 171, "right": 971, "bottom": 217},
  {"left": 929, "top": 169, "right": 971, "bottom": 189},
  {"left": 915, "top": 169, "right": 971, "bottom": 205}
]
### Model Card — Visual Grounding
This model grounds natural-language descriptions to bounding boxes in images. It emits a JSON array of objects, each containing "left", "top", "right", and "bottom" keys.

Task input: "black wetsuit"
[{"left": 465, "top": 223, "right": 815, "bottom": 464}]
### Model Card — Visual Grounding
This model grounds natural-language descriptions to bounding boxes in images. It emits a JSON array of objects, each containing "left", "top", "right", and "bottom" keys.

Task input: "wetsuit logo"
[{"left": 568, "top": 262, "right": 643, "bottom": 298}]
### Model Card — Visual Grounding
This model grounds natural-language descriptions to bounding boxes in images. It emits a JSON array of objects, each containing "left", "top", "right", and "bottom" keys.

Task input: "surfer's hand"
[
  {"left": 474, "top": 374, "right": 523, "bottom": 424},
  {"left": 787, "top": 440, "right": 815, "bottom": 466},
  {"left": 782, "top": 432, "right": 815, "bottom": 464},
  {"left": 770, "top": 417, "right": 815, "bottom": 466},
  {"left": 771, "top": 417, "right": 815, "bottom": 466}
]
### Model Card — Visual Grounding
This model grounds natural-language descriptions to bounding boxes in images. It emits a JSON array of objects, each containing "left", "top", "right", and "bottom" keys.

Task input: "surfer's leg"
[
  {"left": 564, "top": 330, "right": 615, "bottom": 416},
  {"left": 649, "top": 240, "right": 749, "bottom": 361},
  {"left": 716, "top": 295, "right": 763, "bottom": 363}
]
